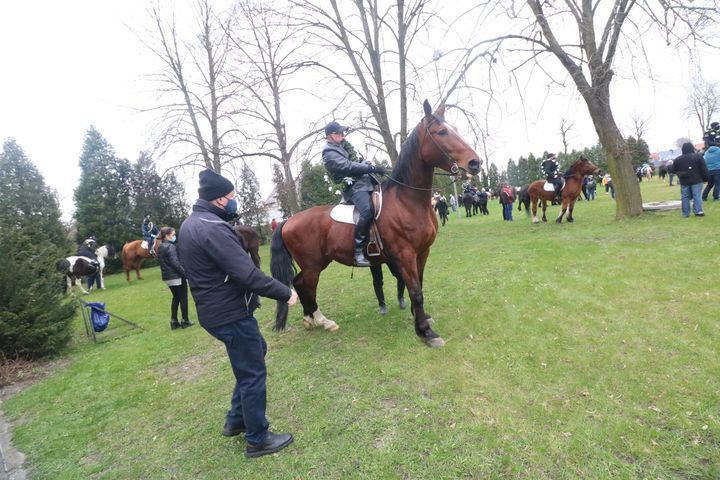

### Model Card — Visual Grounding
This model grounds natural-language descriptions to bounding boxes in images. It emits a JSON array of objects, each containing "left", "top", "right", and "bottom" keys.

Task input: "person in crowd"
[
  {"left": 701, "top": 145, "right": 720, "bottom": 201},
  {"left": 157, "top": 226, "right": 192, "bottom": 330},
  {"left": 434, "top": 194, "right": 449, "bottom": 226},
  {"left": 142, "top": 215, "right": 160, "bottom": 257},
  {"left": 703, "top": 121, "right": 719, "bottom": 148},
  {"left": 270, "top": 218, "right": 278, "bottom": 233},
  {"left": 500, "top": 183, "right": 514, "bottom": 221},
  {"left": 582, "top": 176, "right": 590, "bottom": 200},
  {"left": 667, "top": 142, "right": 709, "bottom": 217},
  {"left": 585, "top": 175, "right": 597, "bottom": 200},
  {"left": 179, "top": 168, "right": 298, "bottom": 458},
  {"left": 322, "top": 121, "right": 386, "bottom": 267},
  {"left": 449, "top": 194, "right": 457, "bottom": 212},
  {"left": 541, "top": 153, "right": 562, "bottom": 200},
  {"left": 478, "top": 188, "right": 489, "bottom": 215}
]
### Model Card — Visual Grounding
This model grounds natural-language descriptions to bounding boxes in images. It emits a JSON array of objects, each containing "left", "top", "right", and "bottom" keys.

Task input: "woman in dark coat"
[{"left": 157, "top": 226, "right": 193, "bottom": 329}]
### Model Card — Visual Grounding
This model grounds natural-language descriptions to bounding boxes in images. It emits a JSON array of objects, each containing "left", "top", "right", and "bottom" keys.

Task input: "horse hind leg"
[{"left": 295, "top": 270, "right": 338, "bottom": 332}]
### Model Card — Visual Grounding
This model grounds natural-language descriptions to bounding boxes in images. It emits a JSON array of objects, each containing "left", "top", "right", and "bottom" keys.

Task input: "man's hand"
[
  {"left": 287, "top": 289, "right": 298, "bottom": 306},
  {"left": 371, "top": 166, "right": 387, "bottom": 175}
]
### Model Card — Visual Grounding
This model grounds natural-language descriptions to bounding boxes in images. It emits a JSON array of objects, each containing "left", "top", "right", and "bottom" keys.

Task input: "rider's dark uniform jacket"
[
  {"left": 158, "top": 242, "right": 185, "bottom": 281},
  {"left": 541, "top": 159, "right": 559, "bottom": 178},
  {"left": 76, "top": 244, "right": 97, "bottom": 261},
  {"left": 322, "top": 142, "right": 375, "bottom": 192},
  {"left": 703, "top": 127, "right": 719, "bottom": 148},
  {"left": 178, "top": 199, "right": 291, "bottom": 330}
]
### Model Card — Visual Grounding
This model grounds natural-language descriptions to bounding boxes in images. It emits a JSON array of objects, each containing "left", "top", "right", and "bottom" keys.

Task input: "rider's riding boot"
[{"left": 353, "top": 235, "right": 371, "bottom": 267}]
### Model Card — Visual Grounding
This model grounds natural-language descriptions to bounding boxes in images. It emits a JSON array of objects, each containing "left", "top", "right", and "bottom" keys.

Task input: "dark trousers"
[
  {"left": 350, "top": 188, "right": 373, "bottom": 240},
  {"left": 86, "top": 272, "right": 101, "bottom": 289},
  {"left": 702, "top": 170, "right": 720, "bottom": 200},
  {"left": 206, "top": 317, "right": 269, "bottom": 444},
  {"left": 168, "top": 278, "right": 189, "bottom": 321}
]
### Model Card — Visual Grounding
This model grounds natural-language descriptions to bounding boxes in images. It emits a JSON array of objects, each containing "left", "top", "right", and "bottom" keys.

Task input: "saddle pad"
[
  {"left": 330, "top": 204, "right": 358, "bottom": 224},
  {"left": 140, "top": 240, "right": 148, "bottom": 249},
  {"left": 543, "top": 182, "right": 556, "bottom": 192}
]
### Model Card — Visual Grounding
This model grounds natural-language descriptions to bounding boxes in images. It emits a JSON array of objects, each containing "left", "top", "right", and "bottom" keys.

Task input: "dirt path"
[{"left": 0, "top": 383, "right": 28, "bottom": 480}]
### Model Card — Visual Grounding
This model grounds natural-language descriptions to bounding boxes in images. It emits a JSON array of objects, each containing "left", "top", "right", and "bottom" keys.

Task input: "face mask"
[
  {"left": 225, "top": 198, "right": 238, "bottom": 215},
  {"left": 168, "top": 236, "right": 176, "bottom": 243}
]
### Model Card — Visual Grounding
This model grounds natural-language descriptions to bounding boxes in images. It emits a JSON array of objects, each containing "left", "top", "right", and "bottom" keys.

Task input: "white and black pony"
[{"left": 57, "top": 245, "right": 116, "bottom": 294}]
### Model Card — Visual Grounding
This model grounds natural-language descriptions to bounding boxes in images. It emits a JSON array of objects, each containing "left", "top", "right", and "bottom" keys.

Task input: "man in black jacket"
[
  {"left": 667, "top": 142, "right": 709, "bottom": 217},
  {"left": 179, "top": 169, "right": 299, "bottom": 458},
  {"left": 322, "top": 121, "right": 386, "bottom": 267}
]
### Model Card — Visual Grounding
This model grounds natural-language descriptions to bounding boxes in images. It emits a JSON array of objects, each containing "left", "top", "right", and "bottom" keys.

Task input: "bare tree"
[
  {"left": 685, "top": 78, "right": 720, "bottom": 136},
  {"left": 629, "top": 113, "right": 649, "bottom": 141},
  {"left": 290, "top": 0, "right": 434, "bottom": 165},
  {"left": 140, "top": 0, "right": 243, "bottom": 173},
  {"left": 226, "top": 0, "right": 322, "bottom": 214},
  {"left": 559, "top": 118, "right": 574, "bottom": 154},
  {"left": 477, "top": 1, "right": 719, "bottom": 219}
]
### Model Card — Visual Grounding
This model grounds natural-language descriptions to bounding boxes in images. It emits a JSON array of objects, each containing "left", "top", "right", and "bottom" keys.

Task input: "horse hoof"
[
  {"left": 532, "top": 218, "right": 539, "bottom": 224},
  {"left": 556, "top": 219, "right": 562, "bottom": 224},
  {"left": 567, "top": 217, "right": 574, "bottom": 223},
  {"left": 324, "top": 322, "right": 339, "bottom": 332},
  {"left": 379, "top": 304, "right": 388, "bottom": 315},
  {"left": 425, "top": 337, "right": 445, "bottom": 348},
  {"left": 302, "top": 319, "right": 313, "bottom": 330},
  {"left": 398, "top": 298, "right": 407, "bottom": 309}
]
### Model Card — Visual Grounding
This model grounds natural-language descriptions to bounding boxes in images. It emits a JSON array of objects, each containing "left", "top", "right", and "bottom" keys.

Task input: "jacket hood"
[{"left": 681, "top": 142, "right": 695, "bottom": 154}]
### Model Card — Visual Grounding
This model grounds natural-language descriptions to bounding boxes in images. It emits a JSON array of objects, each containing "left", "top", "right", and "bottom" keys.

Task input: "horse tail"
[{"left": 270, "top": 221, "right": 295, "bottom": 331}]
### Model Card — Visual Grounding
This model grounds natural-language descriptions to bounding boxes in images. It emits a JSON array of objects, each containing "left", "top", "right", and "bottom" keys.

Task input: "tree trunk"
[
  {"left": 582, "top": 87, "right": 643, "bottom": 219},
  {"left": 281, "top": 158, "right": 299, "bottom": 214}
]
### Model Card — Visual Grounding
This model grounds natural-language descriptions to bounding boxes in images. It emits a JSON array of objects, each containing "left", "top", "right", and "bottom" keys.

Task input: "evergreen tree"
[
  {"left": 626, "top": 136, "right": 650, "bottom": 169},
  {"left": 236, "top": 162, "right": 267, "bottom": 228},
  {"left": 272, "top": 163, "right": 294, "bottom": 219},
  {"left": 581, "top": 143, "right": 608, "bottom": 173},
  {"left": 526, "top": 153, "right": 542, "bottom": 182},
  {"left": 487, "top": 163, "right": 500, "bottom": 191},
  {"left": 73, "top": 127, "right": 134, "bottom": 246},
  {"left": 299, "top": 160, "right": 342, "bottom": 208},
  {"left": 517, "top": 156, "right": 529, "bottom": 185},
  {"left": 0, "top": 139, "right": 75, "bottom": 359},
  {"left": 506, "top": 159, "right": 519, "bottom": 185},
  {"left": 129, "top": 152, "right": 188, "bottom": 231}
]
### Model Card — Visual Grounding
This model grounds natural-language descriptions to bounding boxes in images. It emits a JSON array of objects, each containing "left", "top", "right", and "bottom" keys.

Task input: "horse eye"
[{"left": 437, "top": 129, "right": 448, "bottom": 136}]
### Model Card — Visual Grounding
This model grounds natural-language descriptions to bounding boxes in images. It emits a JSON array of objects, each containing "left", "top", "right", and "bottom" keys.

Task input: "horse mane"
[
  {"left": 563, "top": 156, "right": 588, "bottom": 178},
  {"left": 387, "top": 126, "right": 421, "bottom": 189}
]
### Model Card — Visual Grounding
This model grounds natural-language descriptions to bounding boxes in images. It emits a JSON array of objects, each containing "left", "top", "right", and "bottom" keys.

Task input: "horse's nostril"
[{"left": 468, "top": 159, "right": 480, "bottom": 173}]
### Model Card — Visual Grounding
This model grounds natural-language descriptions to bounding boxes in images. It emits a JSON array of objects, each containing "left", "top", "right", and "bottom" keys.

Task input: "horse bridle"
[{"left": 387, "top": 118, "right": 459, "bottom": 191}]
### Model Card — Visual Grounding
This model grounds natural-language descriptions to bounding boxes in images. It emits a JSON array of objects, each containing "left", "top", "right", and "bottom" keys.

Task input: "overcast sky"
[{"left": 1, "top": 1, "right": 718, "bottom": 221}]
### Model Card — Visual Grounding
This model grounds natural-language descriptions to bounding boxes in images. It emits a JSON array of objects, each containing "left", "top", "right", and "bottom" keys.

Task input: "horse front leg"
[
  {"left": 542, "top": 200, "right": 548, "bottom": 222},
  {"left": 567, "top": 200, "right": 576, "bottom": 223},
  {"left": 397, "top": 252, "right": 444, "bottom": 347},
  {"left": 556, "top": 198, "right": 567, "bottom": 223},
  {"left": 531, "top": 196, "right": 540, "bottom": 223}
]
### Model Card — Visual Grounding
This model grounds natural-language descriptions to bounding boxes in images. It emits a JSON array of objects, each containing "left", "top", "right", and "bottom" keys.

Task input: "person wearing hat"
[
  {"left": 703, "top": 121, "right": 720, "bottom": 149},
  {"left": 541, "top": 153, "right": 562, "bottom": 200},
  {"left": 322, "top": 121, "right": 386, "bottom": 267},
  {"left": 178, "top": 168, "right": 299, "bottom": 458}
]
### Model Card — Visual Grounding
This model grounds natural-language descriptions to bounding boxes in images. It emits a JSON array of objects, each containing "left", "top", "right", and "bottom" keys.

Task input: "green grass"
[{"left": 4, "top": 181, "right": 720, "bottom": 479}]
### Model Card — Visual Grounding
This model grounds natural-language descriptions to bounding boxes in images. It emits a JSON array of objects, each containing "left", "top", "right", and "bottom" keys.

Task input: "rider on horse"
[
  {"left": 704, "top": 121, "right": 720, "bottom": 149},
  {"left": 77, "top": 236, "right": 99, "bottom": 262},
  {"left": 142, "top": 215, "right": 160, "bottom": 257},
  {"left": 541, "top": 153, "right": 562, "bottom": 200},
  {"left": 322, "top": 121, "right": 386, "bottom": 267}
]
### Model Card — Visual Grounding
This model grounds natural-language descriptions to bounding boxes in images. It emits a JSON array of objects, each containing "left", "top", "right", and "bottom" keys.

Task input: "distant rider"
[
  {"left": 322, "top": 121, "right": 386, "bottom": 267},
  {"left": 703, "top": 121, "right": 720, "bottom": 149},
  {"left": 142, "top": 215, "right": 160, "bottom": 257},
  {"left": 541, "top": 153, "right": 562, "bottom": 200}
]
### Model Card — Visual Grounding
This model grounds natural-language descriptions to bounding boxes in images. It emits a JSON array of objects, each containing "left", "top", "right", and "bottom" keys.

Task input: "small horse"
[
  {"left": 270, "top": 100, "right": 481, "bottom": 347},
  {"left": 517, "top": 184, "right": 531, "bottom": 214},
  {"left": 57, "top": 244, "right": 116, "bottom": 294},
  {"left": 528, "top": 156, "right": 600, "bottom": 224},
  {"left": 658, "top": 165, "right": 668, "bottom": 181},
  {"left": 121, "top": 238, "right": 162, "bottom": 281},
  {"left": 462, "top": 191, "right": 474, "bottom": 217},
  {"left": 643, "top": 165, "right": 653, "bottom": 181}
]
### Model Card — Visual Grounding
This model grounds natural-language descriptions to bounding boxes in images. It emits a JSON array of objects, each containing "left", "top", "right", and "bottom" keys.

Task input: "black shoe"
[
  {"left": 695, "top": 212, "right": 705, "bottom": 217},
  {"left": 170, "top": 320, "right": 181, "bottom": 330},
  {"left": 378, "top": 303, "right": 388, "bottom": 315},
  {"left": 180, "top": 320, "right": 194, "bottom": 328},
  {"left": 222, "top": 422, "right": 246, "bottom": 437},
  {"left": 245, "top": 432, "right": 293, "bottom": 458},
  {"left": 353, "top": 248, "right": 371, "bottom": 267}
]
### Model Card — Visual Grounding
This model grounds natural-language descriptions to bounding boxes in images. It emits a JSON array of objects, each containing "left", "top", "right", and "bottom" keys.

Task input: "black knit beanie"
[{"left": 198, "top": 169, "right": 234, "bottom": 201}]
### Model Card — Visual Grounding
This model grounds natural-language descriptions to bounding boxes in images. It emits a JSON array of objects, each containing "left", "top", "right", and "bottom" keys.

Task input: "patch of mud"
[{"left": 152, "top": 350, "right": 222, "bottom": 384}]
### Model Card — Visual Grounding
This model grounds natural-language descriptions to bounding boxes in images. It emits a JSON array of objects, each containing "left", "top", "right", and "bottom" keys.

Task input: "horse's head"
[
  {"left": 572, "top": 155, "right": 600, "bottom": 176},
  {"left": 419, "top": 100, "right": 481, "bottom": 176}
]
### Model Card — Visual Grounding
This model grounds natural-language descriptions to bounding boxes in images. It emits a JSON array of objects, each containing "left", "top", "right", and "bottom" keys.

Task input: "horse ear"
[
  {"left": 423, "top": 99, "right": 432, "bottom": 117},
  {"left": 435, "top": 104, "right": 446, "bottom": 118}
]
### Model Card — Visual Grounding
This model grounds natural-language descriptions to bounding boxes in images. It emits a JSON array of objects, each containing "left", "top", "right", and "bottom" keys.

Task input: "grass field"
[{"left": 3, "top": 180, "right": 719, "bottom": 479}]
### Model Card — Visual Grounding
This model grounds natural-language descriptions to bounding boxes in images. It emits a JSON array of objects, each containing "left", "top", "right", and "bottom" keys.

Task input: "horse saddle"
[
  {"left": 543, "top": 178, "right": 565, "bottom": 192},
  {"left": 140, "top": 240, "right": 149, "bottom": 250},
  {"left": 329, "top": 186, "right": 384, "bottom": 257}
]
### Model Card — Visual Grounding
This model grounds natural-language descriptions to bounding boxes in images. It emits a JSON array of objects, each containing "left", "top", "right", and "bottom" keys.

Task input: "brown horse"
[
  {"left": 121, "top": 239, "right": 161, "bottom": 281},
  {"left": 122, "top": 226, "right": 261, "bottom": 281},
  {"left": 270, "top": 100, "right": 481, "bottom": 347},
  {"left": 528, "top": 156, "right": 600, "bottom": 224}
]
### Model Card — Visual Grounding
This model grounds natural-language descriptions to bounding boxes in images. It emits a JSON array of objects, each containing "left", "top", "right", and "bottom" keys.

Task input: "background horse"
[
  {"left": 122, "top": 239, "right": 161, "bottom": 281},
  {"left": 370, "top": 262, "right": 406, "bottom": 315},
  {"left": 462, "top": 191, "right": 474, "bottom": 217},
  {"left": 517, "top": 184, "right": 531, "bottom": 214},
  {"left": 642, "top": 165, "right": 653, "bottom": 181},
  {"left": 270, "top": 100, "right": 481, "bottom": 347},
  {"left": 57, "top": 244, "right": 115, "bottom": 294},
  {"left": 658, "top": 164, "right": 668, "bottom": 181},
  {"left": 527, "top": 156, "right": 600, "bottom": 224}
]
